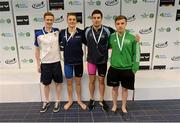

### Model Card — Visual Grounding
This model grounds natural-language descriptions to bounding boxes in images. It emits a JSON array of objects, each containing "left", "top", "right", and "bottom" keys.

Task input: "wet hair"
[
  {"left": 91, "top": 9, "right": 103, "bottom": 18},
  {"left": 44, "top": 11, "right": 54, "bottom": 19},
  {"left": 115, "top": 15, "right": 127, "bottom": 23}
]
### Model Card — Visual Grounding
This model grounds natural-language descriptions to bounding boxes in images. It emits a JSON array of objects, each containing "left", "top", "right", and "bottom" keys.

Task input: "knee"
[
  {"left": 112, "top": 87, "right": 118, "bottom": 92},
  {"left": 76, "top": 81, "right": 81, "bottom": 86},
  {"left": 67, "top": 82, "right": 72, "bottom": 86},
  {"left": 122, "top": 88, "right": 128, "bottom": 92}
]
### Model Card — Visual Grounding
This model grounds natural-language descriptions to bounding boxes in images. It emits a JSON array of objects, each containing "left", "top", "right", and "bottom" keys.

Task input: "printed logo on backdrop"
[
  {"left": 69, "top": 0, "right": 82, "bottom": 5},
  {"left": 18, "top": 32, "right": 31, "bottom": 37},
  {"left": 155, "top": 54, "right": 167, "bottom": 59},
  {"left": 124, "top": 0, "right": 137, "bottom": 4},
  {"left": 0, "top": 18, "right": 11, "bottom": 24},
  {"left": 158, "top": 27, "right": 171, "bottom": 32},
  {"left": 55, "top": 16, "right": 64, "bottom": 23},
  {"left": 34, "top": 17, "right": 44, "bottom": 23},
  {"left": 159, "top": 0, "right": 175, "bottom": 6},
  {"left": 153, "top": 65, "right": 166, "bottom": 70},
  {"left": 155, "top": 41, "right": 168, "bottom": 48},
  {"left": 139, "top": 41, "right": 151, "bottom": 46},
  {"left": 140, "top": 53, "right": 150, "bottom": 62},
  {"left": 87, "top": 15, "right": 92, "bottom": 20},
  {"left": 104, "top": 15, "right": 117, "bottom": 21},
  {"left": 5, "top": 58, "right": 16, "bottom": 64},
  {"left": 21, "top": 59, "right": 33, "bottom": 64},
  {"left": 87, "top": 0, "right": 101, "bottom": 6},
  {"left": 139, "top": 27, "right": 152, "bottom": 34},
  {"left": 1, "top": 32, "right": 13, "bottom": 37},
  {"left": 142, "top": 0, "right": 155, "bottom": 3},
  {"left": 49, "top": 0, "right": 64, "bottom": 10},
  {"left": 2, "top": 46, "right": 16, "bottom": 51},
  {"left": 15, "top": 2, "right": 28, "bottom": 9},
  {"left": 173, "top": 40, "right": 180, "bottom": 46},
  {"left": 127, "top": 15, "right": 136, "bottom": 22},
  {"left": 105, "top": 0, "right": 118, "bottom": 6},
  {"left": 16, "top": 16, "right": 29, "bottom": 25},
  {"left": 171, "top": 56, "right": 180, "bottom": 61},
  {"left": 0, "top": 1, "right": 10, "bottom": 11},
  {"left": 20, "top": 46, "right": 32, "bottom": 50},
  {"left": 139, "top": 66, "right": 150, "bottom": 70},
  {"left": 160, "top": 12, "right": 173, "bottom": 17},
  {"left": 176, "top": 10, "right": 180, "bottom": 21},
  {"left": 170, "top": 66, "right": 180, "bottom": 70},
  {"left": 32, "top": 1, "right": 45, "bottom": 9},
  {"left": 141, "top": 13, "right": 154, "bottom": 19},
  {"left": 176, "top": 27, "right": 180, "bottom": 32},
  {"left": 104, "top": 15, "right": 113, "bottom": 20}
]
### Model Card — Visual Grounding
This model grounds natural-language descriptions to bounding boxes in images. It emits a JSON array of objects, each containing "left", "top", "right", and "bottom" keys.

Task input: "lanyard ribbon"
[
  {"left": 92, "top": 26, "right": 103, "bottom": 45},
  {"left": 65, "top": 28, "right": 76, "bottom": 43},
  {"left": 116, "top": 31, "right": 126, "bottom": 51}
]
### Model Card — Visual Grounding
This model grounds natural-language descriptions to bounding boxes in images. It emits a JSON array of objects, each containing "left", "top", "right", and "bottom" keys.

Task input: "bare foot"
[
  {"left": 64, "top": 101, "right": 73, "bottom": 110},
  {"left": 111, "top": 105, "right": 117, "bottom": 112},
  {"left": 77, "top": 101, "right": 87, "bottom": 110}
]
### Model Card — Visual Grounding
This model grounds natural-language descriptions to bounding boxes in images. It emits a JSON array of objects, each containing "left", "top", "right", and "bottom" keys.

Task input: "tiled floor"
[{"left": 0, "top": 100, "right": 180, "bottom": 122}]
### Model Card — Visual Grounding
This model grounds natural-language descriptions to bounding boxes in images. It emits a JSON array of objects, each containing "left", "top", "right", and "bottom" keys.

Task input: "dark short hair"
[
  {"left": 91, "top": 9, "right": 103, "bottom": 18},
  {"left": 67, "top": 12, "right": 77, "bottom": 19},
  {"left": 44, "top": 12, "right": 54, "bottom": 19},
  {"left": 115, "top": 15, "right": 127, "bottom": 23}
]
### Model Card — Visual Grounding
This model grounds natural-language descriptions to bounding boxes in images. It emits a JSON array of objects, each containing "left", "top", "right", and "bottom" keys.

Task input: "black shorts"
[
  {"left": 97, "top": 63, "right": 107, "bottom": 77},
  {"left": 107, "top": 66, "right": 135, "bottom": 90},
  {"left": 40, "top": 61, "right": 63, "bottom": 85}
]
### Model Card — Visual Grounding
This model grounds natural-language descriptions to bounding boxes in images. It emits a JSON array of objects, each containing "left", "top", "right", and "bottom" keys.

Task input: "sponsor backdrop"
[
  {"left": 12, "top": 0, "right": 47, "bottom": 68},
  {"left": 0, "top": 0, "right": 180, "bottom": 70},
  {"left": 0, "top": 0, "right": 19, "bottom": 69},
  {"left": 152, "top": 0, "right": 180, "bottom": 70}
]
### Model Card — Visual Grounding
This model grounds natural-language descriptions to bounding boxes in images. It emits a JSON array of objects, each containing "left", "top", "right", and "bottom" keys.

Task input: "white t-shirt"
[{"left": 34, "top": 27, "right": 60, "bottom": 63}]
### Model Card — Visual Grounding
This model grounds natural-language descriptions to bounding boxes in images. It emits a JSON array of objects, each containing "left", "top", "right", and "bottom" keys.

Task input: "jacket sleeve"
[
  {"left": 59, "top": 30, "right": 64, "bottom": 51},
  {"left": 82, "top": 29, "right": 87, "bottom": 45},
  {"left": 108, "top": 34, "right": 112, "bottom": 49},
  {"left": 132, "top": 40, "right": 141, "bottom": 73}
]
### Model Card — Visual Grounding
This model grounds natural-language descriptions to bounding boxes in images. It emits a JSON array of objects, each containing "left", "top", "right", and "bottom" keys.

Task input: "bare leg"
[
  {"left": 44, "top": 84, "right": 50, "bottom": 102},
  {"left": 55, "top": 83, "right": 62, "bottom": 102},
  {"left": 75, "top": 77, "right": 86, "bottom": 110},
  {"left": 122, "top": 87, "right": 128, "bottom": 113},
  {"left": 98, "top": 76, "right": 105, "bottom": 101},
  {"left": 89, "top": 75, "right": 96, "bottom": 100},
  {"left": 112, "top": 87, "right": 119, "bottom": 111},
  {"left": 64, "top": 78, "right": 73, "bottom": 110}
]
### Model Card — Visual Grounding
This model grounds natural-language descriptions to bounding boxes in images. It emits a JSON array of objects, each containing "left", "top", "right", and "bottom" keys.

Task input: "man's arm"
[{"left": 35, "top": 46, "right": 41, "bottom": 73}]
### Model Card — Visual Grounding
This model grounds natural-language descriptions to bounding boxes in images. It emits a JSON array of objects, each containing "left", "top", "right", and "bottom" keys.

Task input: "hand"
[{"left": 135, "top": 34, "right": 140, "bottom": 42}]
